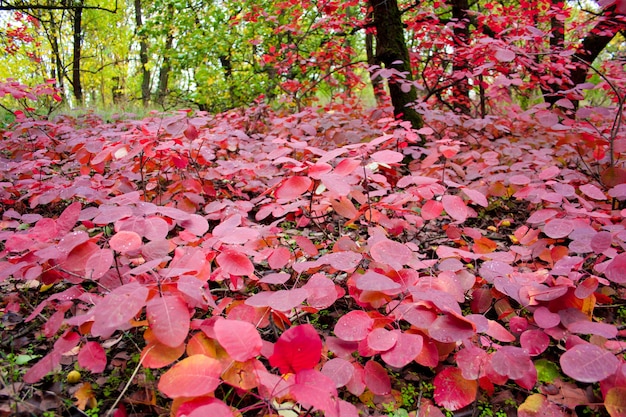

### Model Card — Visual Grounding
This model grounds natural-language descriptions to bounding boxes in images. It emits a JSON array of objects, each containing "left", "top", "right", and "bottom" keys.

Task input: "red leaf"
[
  {"left": 434, "top": 367, "right": 478, "bottom": 411},
  {"left": 442, "top": 195, "right": 467, "bottom": 223},
  {"left": 91, "top": 282, "right": 149, "bottom": 339},
  {"left": 217, "top": 249, "right": 255, "bottom": 276},
  {"left": 421, "top": 200, "right": 443, "bottom": 220},
  {"left": 364, "top": 360, "right": 391, "bottom": 395},
  {"left": 109, "top": 230, "right": 142, "bottom": 253},
  {"left": 334, "top": 311, "right": 373, "bottom": 341},
  {"left": 77, "top": 342, "right": 107, "bottom": 373},
  {"left": 23, "top": 351, "right": 62, "bottom": 384},
  {"left": 158, "top": 355, "right": 222, "bottom": 398},
  {"left": 177, "top": 398, "right": 235, "bottom": 417},
  {"left": 370, "top": 239, "right": 412, "bottom": 270},
  {"left": 269, "top": 324, "right": 322, "bottom": 374},
  {"left": 146, "top": 294, "right": 190, "bottom": 348},
  {"left": 275, "top": 176, "right": 312, "bottom": 200},
  {"left": 214, "top": 318, "right": 262, "bottom": 361}
]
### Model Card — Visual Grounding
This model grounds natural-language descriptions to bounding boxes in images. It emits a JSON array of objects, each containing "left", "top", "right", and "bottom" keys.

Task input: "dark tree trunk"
[
  {"left": 544, "top": 9, "right": 623, "bottom": 106},
  {"left": 72, "top": 4, "right": 83, "bottom": 104},
  {"left": 368, "top": 0, "right": 423, "bottom": 129},
  {"left": 134, "top": 0, "right": 151, "bottom": 106},
  {"left": 155, "top": 31, "right": 173, "bottom": 106},
  {"left": 451, "top": 0, "right": 471, "bottom": 114},
  {"left": 366, "top": 29, "right": 386, "bottom": 106}
]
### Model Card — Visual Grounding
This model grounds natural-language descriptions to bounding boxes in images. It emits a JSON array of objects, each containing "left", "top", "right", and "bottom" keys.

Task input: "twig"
[{"left": 104, "top": 345, "right": 154, "bottom": 417}]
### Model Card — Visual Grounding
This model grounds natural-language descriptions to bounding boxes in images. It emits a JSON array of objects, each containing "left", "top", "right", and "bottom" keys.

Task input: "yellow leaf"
[{"left": 74, "top": 382, "right": 97, "bottom": 410}]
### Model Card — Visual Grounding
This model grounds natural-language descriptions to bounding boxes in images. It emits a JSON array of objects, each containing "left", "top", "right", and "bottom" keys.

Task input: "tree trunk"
[
  {"left": 544, "top": 9, "right": 622, "bottom": 106},
  {"left": 134, "top": 0, "right": 151, "bottom": 106},
  {"left": 451, "top": 0, "right": 471, "bottom": 114},
  {"left": 72, "top": 4, "right": 83, "bottom": 105},
  {"left": 368, "top": 0, "right": 422, "bottom": 129},
  {"left": 155, "top": 31, "right": 173, "bottom": 106},
  {"left": 366, "top": 29, "right": 386, "bottom": 106}
]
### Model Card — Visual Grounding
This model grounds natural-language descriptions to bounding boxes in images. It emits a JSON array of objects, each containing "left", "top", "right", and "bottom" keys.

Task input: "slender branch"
[{"left": 0, "top": 0, "right": 117, "bottom": 12}]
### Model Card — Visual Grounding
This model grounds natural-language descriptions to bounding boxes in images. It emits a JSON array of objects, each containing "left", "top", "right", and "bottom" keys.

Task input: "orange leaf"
[
  {"left": 472, "top": 237, "right": 497, "bottom": 254},
  {"left": 158, "top": 355, "right": 222, "bottom": 398},
  {"left": 605, "top": 387, "right": 626, "bottom": 417},
  {"left": 74, "top": 382, "right": 97, "bottom": 410}
]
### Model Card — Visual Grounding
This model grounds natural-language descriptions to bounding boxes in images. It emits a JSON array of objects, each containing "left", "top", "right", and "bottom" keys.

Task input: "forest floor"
[{"left": 1, "top": 104, "right": 625, "bottom": 417}]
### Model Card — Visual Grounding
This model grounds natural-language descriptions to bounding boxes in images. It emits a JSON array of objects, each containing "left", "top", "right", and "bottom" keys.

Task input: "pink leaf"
[
  {"left": 527, "top": 209, "right": 558, "bottom": 224},
  {"left": 591, "top": 231, "right": 612, "bottom": 254},
  {"left": 371, "top": 150, "right": 403, "bottom": 164},
  {"left": 580, "top": 183, "right": 606, "bottom": 200},
  {"left": 354, "top": 270, "right": 402, "bottom": 292},
  {"left": 442, "top": 195, "right": 467, "bottom": 223},
  {"left": 520, "top": 330, "right": 550, "bottom": 356},
  {"left": 334, "top": 311, "right": 373, "bottom": 341},
  {"left": 109, "top": 230, "right": 142, "bottom": 253},
  {"left": 429, "top": 313, "right": 475, "bottom": 343},
  {"left": 461, "top": 188, "right": 488, "bottom": 207},
  {"left": 291, "top": 370, "right": 339, "bottom": 415},
  {"left": 560, "top": 344, "right": 620, "bottom": 383},
  {"left": 366, "top": 328, "right": 398, "bottom": 352},
  {"left": 303, "top": 274, "right": 340, "bottom": 309},
  {"left": 78, "top": 341, "right": 107, "bottom": 373},
  {"left": 85, "top": 249, "right": 113, "bottom": 280},
  {"left": 494, "top": 48, "right": 515, "bottom": 62},
  {"left": 533, "top": 306, "right": 560, "bottom": 328},
  {"left": 158, "top": 355, "right": 222, "bottom": 398},
  {"left": 214, "top": 319, "right": 262, "bottom": 361},
  {"left": 380, "top": 331, "right": 423, "bottom": 368},
  {"left": 433, "top": 367, "right": 478, "bottom": 411},
  {"left": 364, "top": 360, "right": 391, "bottom": 395},
  {"left": 56, "top": 201, "right": 82, "bottom": 236},
  {"left": 321, "top": 358, "right": 354, "bottom": 388},
  {"left": 491, "top": 346, "right": 533, "bottom": 380},
  {"left": 543, "top": 219, "right": 573, "bottom": 238},
  {"left": 275, "top": 176, "right": 312, "bottom": 200},
  {"left": 604, "top": 253, "right": 626, "bottom": 284},
  {"left": 268, "top": 246, "right": 291, "bottom": 269},
  {"left": 217, "top": 249, "right": 255, "bottom": 276},
  {"left": 370, "top": 239, "right": 412, "bottom": 270},
  {"left": 91, "top": 282, "right": 149, "bottom": 339},
  {"left": 269, "top": 324, "right": 322, "bottom": 374},
  {"left": 146, "top": 294, "right": 190, "bottom": 347}
]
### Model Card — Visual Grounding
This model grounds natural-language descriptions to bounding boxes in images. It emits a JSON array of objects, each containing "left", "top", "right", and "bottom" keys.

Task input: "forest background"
[{"left": 2, "top": 0, "right": 626, "bottom": 416}]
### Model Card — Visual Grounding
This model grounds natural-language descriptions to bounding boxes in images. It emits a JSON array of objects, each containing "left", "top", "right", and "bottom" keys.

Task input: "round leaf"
[
  {"left": 560, "top": 344, "right": 620, "bottom": 383},
  {"left": 158, "top": 355, "right": 222, "bottom": 398},
  {"left": 433, "top": 367, "right": 478, "bottom": 411},
  {"left": 214, "top": 319, "right": 262, "bottom": 362}
]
